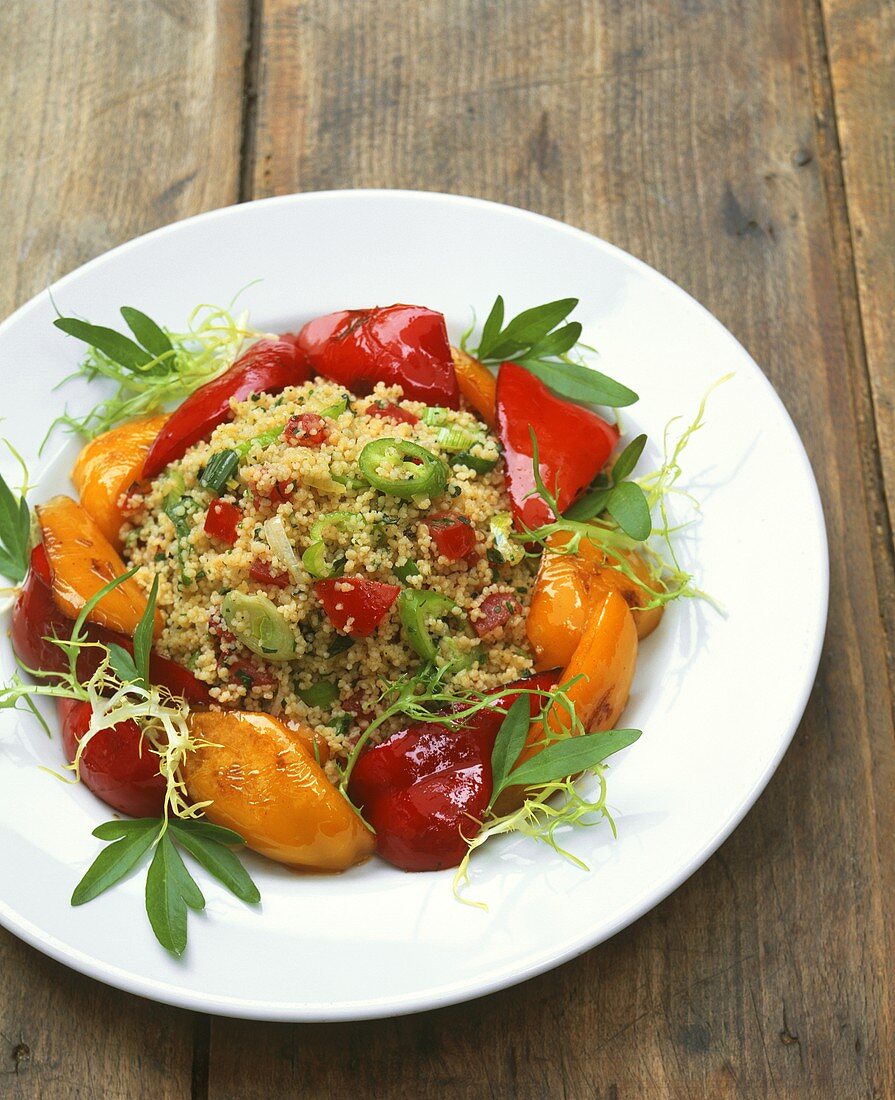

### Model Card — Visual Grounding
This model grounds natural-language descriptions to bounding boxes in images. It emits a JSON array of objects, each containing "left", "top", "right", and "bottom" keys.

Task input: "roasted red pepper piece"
[
  {"left": 296, "top": 305, "right": 460, "bottom": 407},
  {"left": 11, "top": 545, "right": 211, "bottom": 705},
  {"left": 496, "top": 362, "right": 619, "bottom": 531},
  {"left": 314, "top": 577, "right": 401, "bottom": 638},
  {"left": 283, "top": 412, "right": 329, "bottom": 447},
  {"left": 58, "top": 698, "right": 167, "bottom": 818},
  {"left": 249, "top": 558, "right": 291, "bottom": 589},
  {"left": 424, "top": 512, "right": 477, "bottom": 562},
  {"left": 204, "top": 498, "right": 242, "bottom": 545},
  {"left": 348, "top": 669, "right": 559, "bottom": 871},
  {"left": 142, "top": 338, "right": 311, "bottom": 478},
  {"left": 363, "top": 400, "right": 420, "bottom": 425},
  {"left": 472, "top": 592, "right": 522, "bottom": 637}
]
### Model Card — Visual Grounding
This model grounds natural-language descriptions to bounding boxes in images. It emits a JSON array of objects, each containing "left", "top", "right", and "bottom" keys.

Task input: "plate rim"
[{"left": 0, "top": 189, "right": 830, "bottom": 1020}]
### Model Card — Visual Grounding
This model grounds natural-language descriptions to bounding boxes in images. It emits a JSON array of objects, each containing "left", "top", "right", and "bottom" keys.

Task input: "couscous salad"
[{"left": 0, "top": 297, "right": 705, "bottom": 954}]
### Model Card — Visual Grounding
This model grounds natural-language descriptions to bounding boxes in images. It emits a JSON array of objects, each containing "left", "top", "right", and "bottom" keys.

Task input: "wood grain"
[
  {"left": 0, "top": 1, "right": 247, "bottom": 1095},
  {"left": 820, "top": 0, "right": 895, "bottom": 535},
  {"left": 206, "top": 1, "right": 895, "bottom": 1096}
]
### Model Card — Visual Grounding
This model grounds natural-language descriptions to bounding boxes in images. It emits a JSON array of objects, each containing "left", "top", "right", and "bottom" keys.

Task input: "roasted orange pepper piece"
[
  {"left": 451, "top": 347, "right": 497, "bottom": 427},
  {"left": 592, "top": 551, "right": 665, "bottom": 640},
  {"left": 496, "top": 588, "right": 638, "bottom": 813},
  {"left": 36, "top": 495, "right": 161, "bottom": 638},
  {"left": 527, "top": 552, "right": 594, "bottom": 669},
  {"left": 72, "top": 416, "right": 167, "bottom": 546},
  {"left": 184, "top": 711, "right": 375, "bottom": 872}
]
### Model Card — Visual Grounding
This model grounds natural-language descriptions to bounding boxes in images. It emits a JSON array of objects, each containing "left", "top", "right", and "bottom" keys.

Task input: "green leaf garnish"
[
  {"left": 170, "top": 821, "right": 261, "bottom": 904},
  {"left": 145, "top": 832, "right": 205, "bottom": 957},
  {"left": 71, "top": 819, "right": 159, "bottom": 906},
  {"left": 120, "top": 307, "right": 174, "bottom": 362},
  {"left": 132, "top": 574, "right": 159, "bottom": 689},
  {"left": 503, "top": 728, "right": 641, "bottom": 790},
  {"left": 70, "top": 816, "right": 260, "bottom": 957},
  {"left": 54, "top": 317, "right": 153, "bottom": 371},
  {"left": 107, "top": 643, "right": 140, "bottom": 685},
  {"left": 49, "top": 301, "right": 262, "bottom": 442},
  {"left": 0, "top": 442, "right": 33, "bottom": 584},
  {"left": 488, "top": 695, "right": 532, "bottom": 808},
  {"left": 468, "top": 296, "right": 638, "bottom": 408},
  {"left": 605, "top": 481, "right": 651, "bottom": 541},
  {"left": 564, "top": 433, "right": 651, "bottom": 538}
]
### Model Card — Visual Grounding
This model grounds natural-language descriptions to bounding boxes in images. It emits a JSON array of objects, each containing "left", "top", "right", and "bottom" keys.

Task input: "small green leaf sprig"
[
  {"left": 73, "top": 819, "right": 259, "bottom": 957},
  {"left": 50, "top": 301, "right": 263, "bottom": 440},
  {"left": 0, "top": 441, "right": 34, "bottom": 585},
  {"left": 463, "top": 296, "right": 638, "bottom": 409},
  {"left": 0, "top": 565, "right": 261, "bottom": 956}
]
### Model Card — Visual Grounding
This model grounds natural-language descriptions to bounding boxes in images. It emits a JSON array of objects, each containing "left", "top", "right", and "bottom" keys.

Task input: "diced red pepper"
[
  {"left": 314, "top": 577, "right": 401, "bottom": 638},
  {"left": 11, "top": 545, "right": 211, "bottom": 705},
  {"left": 58, "top": 698, "right": 167, "bottom": 818},
  {"left": 348, "top": 670, "right": 560, "bottom": 871},
  {"left": 204, "top": 499, "right": 242, "bottom": 545},
  {"left": 296, "top": 305, "right": 460, "bottom": 408},
  {"left": 424, "top": 512, "right": 477, "bottom": 562},
  {"left": 364, "top": 400, "right": 420, "bottom": 425},
  {"left": 142, "top": 338, "right": 311, "bottom": 478},
  {"left": 249, "top": 558, "right": 291, "bottom": 589},
  {"left": 341, "top": 687, "right": 373, "bottom": 720},
  {"left": 284, "top": 412, "right": 329, "bottom": 447},
  {"left": 472, "top": 592, "right": 522, "bottom": 637},
  {"left": 496, "top": 362, "right": 619, "bottom": 531}
]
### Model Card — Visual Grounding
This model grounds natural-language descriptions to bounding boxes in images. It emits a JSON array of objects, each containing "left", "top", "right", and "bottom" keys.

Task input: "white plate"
[{"left": 0, "top": 191, "right": 827, "bottom": 1020}]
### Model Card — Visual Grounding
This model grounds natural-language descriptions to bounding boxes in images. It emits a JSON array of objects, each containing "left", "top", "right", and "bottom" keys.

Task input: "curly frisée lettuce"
[
  {"left": 49, "top": 301, "right": 265, "bottom": 441},
  {"left": 0, "top": 568, "right": 260, "bottom": 956}
]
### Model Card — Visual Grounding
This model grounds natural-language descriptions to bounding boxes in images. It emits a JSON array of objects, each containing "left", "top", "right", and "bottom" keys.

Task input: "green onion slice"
[
  {"left": 302, "top": 511, "right": 363, "bottom": 579},
  {"left": 199, "top": 449, "right": 240, "bottom": 494},
  {"left": 221, "top": 591, "right": 295, "bottom": 661},
  {"left": 420, "top": 406, "right": 450, "bottom": 426},
  {"left": 358, "top": 439, "right": 448, "bottom": 500},
  {"left": 436, "top": 425, "right": 485, "bottom": 453}
]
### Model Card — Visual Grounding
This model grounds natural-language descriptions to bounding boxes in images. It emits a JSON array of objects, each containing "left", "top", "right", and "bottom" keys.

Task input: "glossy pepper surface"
[
  {"left": 58, "top": 698, "right": 167, "bottom": 818},
  {"left": 347, "top": 669, "right": 559, "bottom": 871},
  {"left": 142, "top": 338, "right": 311, "bottom": 478},
  {"left": 183, "top": 711, "right": 373, "bottom": 872},
  {"left": 11, "top": 544, "right": 211, "bottom": 705},
  {"left": 296, "top": 305, "right": 460, "bottom": 407},
  {"left": 496, "top": 362, "right": 619, "bottom": 531}
]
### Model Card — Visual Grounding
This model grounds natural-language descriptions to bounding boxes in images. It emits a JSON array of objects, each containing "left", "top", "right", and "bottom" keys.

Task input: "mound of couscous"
[{"left": 123, "top": 377, "right": 537, "bottom": 764}]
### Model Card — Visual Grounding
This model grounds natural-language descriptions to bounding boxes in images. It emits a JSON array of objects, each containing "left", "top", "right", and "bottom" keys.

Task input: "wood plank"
[
  {"left": 0, "top": 1, "right": 248, "bottom": 1095},
  {"left": 208, "top": 1, "right": 895, "bottom": 1096},
  {"left": 820, "top": 0, "right": 895, "bottom": 537}
]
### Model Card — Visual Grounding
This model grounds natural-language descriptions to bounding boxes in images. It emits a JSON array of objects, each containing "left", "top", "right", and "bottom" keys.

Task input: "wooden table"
[{"left": 1, "top": 2, "right": 892, "bottom": 1096}]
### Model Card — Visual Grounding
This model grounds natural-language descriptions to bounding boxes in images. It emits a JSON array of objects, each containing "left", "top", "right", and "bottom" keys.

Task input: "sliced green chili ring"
[
  {"left": 397, "top": 588, "right": 459, "bottom": 662},
  {"left": 358, "top": 439, "right": 448, "bottom": 500},
  {"left": 221, "top": 591, "right": 295, "bottom": 661},
  {"left": 394, "top": 559, "right": 420, "bottom": 583},
  {"left": 297, "top": 680, "right": 339, "bottom": 708},
  {"left": 449, "top": 451, "right": 498, "bottom": 474},
  {"left": 489, "top": 512, "right": 525, "bottom": 565},
  {"left": 199, "top": 449, "right": 240, "bottom": 493},
  {"left": 303, "top": 512, "right": 363, "bottom": 579},
  {"left": 301, "top": 542, "right": 329, "bottom": 579},
  {"left": 420, "top": 406, "right": 450, "bottom": 426}
]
